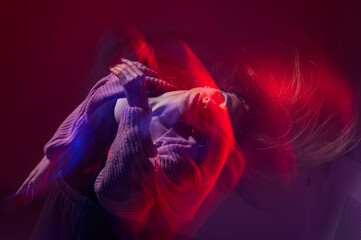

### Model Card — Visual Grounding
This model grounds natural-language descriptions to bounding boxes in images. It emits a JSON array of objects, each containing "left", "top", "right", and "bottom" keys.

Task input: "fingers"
[
  {"left": 25, "top": 181, "right": 34, "bottom": 204},
  {"left": 16, "top": 156, "right": 51, "bottom": 204},
  {"left": 25, "top": 169, "right": 44, "bottom": 203},
  {"left": 122, "top": 58, "right": 162, "bottom": 78},
  {"left": 110, "top": 64, "right": 131, "bottom": 85},
  {"left": 109, "top": 60, "right": 145, "bottom": 87},
  {"left": 109, "top": 65, "right": 122, "bottom": 75},
  {"left": 15, "top": 184, "right": 26, "bottom": 197},
  {"left": 16, "top": 175, "right": 35, "bottom": 204},
  {"left": 109, "top": 64, "right": 126, "bottom": 81},
  {"left": 122, "top": 59, "right": 144, "bottom": 76},
  {"left": 16, "top": 169, "right": 38, "bottom": 196},
  {"left": 122, "top": 66, "right": 138, "bottom": 82},
  {"left": 24, "top": 170, "right": 44, "bottom": 203}
]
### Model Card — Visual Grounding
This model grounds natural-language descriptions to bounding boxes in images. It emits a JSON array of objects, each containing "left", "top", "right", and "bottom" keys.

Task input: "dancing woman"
[{"left": 15, "top": 39, "right": 359, "bottom": 239}]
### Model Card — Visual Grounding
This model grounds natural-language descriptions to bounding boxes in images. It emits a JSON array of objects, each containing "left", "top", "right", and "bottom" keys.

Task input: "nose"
[
  {"left": 202, "top": 97, "right": 210, "bottom": 108},
  {"left": 203, "top": 97, "right": 210, "bottom": 103}
]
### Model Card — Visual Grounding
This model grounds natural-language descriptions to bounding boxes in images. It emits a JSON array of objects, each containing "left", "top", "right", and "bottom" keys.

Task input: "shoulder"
[{"left": 114, "top": 98, "right": 129, "bottom": 124}]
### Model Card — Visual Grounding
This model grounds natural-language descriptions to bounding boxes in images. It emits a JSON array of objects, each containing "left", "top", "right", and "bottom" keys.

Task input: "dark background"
[{"left": 0, "top": 0, "right": 360, "bottom": 239}]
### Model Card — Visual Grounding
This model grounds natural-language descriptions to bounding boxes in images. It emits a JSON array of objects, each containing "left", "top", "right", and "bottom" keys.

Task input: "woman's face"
[
  {"left": 149, "top": 87, "right": 227, "bottom": 117},
  {"left": 180, "top": 87, "right": 245, "bottom": 135},
  {"left": 183, "top": 87, "right": 227, "bottom": 111},
  {"left": 150, "top": 87, "right": 245, "bottom": 135}
]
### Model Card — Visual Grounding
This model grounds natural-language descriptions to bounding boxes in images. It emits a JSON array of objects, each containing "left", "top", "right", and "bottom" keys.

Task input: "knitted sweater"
[
  {"left": 44, "top": 68, "right": 175, "bottom": 162},
  {"left": 43, "top": 63, "right": 244, "bottom": 233},
  {"left": 93, "top": 106, "right": 204, "bottom": 220},
  {"left": 43, "top": 68, "right": 210, "bottom": 222}
]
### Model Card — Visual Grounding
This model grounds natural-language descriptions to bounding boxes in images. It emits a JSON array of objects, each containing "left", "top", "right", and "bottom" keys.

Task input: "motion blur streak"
[
  {"left": 10, "top": 28, "right": 358, "bottom": 239},
  {"left": 116, "top": 32, "right": 245, "bottom": 239}
]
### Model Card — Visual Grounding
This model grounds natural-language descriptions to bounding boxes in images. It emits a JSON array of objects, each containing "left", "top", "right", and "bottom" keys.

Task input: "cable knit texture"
[
  {"left": 43, "top": 62, "right": 209, "bottom": 220},
  {"left": 94, "top": 107, "right": 155, "bottom": 219},
  {"left": 43, "top": 62, "right": 176, "bottom": 162},
  {"left": 93, "top": 106, "right": 202, "bottom": 220}
]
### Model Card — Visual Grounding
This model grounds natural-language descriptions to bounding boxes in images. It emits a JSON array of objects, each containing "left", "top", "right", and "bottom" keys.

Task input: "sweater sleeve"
[
  {"left": 94, "top": 107, "right": 202, "bottom": 221},
  {"left": 93, "top": 106, "right": 155, "bottom": 220}
]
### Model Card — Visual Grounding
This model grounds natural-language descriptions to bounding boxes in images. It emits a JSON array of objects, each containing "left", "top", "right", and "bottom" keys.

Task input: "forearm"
[{"left": 94, "top": 106, "right": 155, "bottom": 219}]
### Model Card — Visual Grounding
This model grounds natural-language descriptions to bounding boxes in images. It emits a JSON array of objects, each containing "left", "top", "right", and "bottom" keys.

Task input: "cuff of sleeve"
[{"left": 119, "top": 107, "right": 151, "bottom": 128}]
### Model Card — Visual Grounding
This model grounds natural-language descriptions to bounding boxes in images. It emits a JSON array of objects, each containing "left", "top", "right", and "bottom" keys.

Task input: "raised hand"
[{"left": 110, "top": 59, "right": 148, "bottom": 110}]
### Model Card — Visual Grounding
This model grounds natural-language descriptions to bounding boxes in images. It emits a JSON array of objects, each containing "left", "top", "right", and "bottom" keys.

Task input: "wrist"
[{"left": 124, "top": 89, "right": 148, "bottom": 109}]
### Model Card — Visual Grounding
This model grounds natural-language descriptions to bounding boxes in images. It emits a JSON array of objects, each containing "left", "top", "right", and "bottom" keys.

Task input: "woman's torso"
[
  {"left": 63, "top": 91, "right": 189, "bottom": 199},
  {"left": 114, "top": 90, "right": 189, "bottom": 143}
]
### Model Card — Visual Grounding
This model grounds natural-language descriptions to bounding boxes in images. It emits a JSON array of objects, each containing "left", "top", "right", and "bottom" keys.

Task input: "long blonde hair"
[
  {"left": 212, "top": 52, "right": 359, "bottom": 168},
  {"left": 117, "top": 33, "right": 360, "bottom": 208},
  {"left": 209, "top": 51, "right": 360, "bottom": 209}
]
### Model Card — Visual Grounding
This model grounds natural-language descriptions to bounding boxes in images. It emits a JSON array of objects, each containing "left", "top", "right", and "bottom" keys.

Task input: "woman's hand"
[
  {"left": 16, "top": 156, "right": 51, "bottom": 203},
  {"left": 110, "top": 59, "right": 148, "bottom": 110}
]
